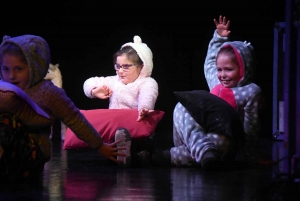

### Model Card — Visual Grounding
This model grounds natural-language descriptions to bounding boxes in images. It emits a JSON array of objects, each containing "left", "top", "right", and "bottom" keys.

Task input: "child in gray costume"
[{"left": 153, "top": 15, "right": 263, "bottom": 170}]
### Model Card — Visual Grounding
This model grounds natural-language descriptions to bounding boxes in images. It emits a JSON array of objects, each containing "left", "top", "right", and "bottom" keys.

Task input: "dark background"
[{"left": 0, "top": 0, "right": 286, "bottom": 137}]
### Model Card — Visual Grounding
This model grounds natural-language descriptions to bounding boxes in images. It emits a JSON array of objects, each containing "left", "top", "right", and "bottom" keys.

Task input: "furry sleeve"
[
  {"left": 138, "top": 77, "right": 159, "bottom": 112},
  {"left": 83, "top": 75, "right": 118, "bottom": 98}
]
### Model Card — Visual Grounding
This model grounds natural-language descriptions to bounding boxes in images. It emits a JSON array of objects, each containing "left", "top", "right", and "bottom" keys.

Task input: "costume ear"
[
  {"left": 133, "top": 35, "right": 142, "bottom": 43},
  {"left": 49, "top": 63, "right": 55, "bottom": 71},
  {"left": 2, "top": 35, "right": 11, "bottom": 41}
]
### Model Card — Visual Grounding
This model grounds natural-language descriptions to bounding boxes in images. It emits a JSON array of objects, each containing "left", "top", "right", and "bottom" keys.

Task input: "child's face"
[
  {"left": 216, "top": 54, "right": 240, "bottom": 88},
  {"left": 1, "top": 54, "right": 29, "bottom": 90},
  {"left": 115, "top": 54, "right": 142, "bottom": 85}
]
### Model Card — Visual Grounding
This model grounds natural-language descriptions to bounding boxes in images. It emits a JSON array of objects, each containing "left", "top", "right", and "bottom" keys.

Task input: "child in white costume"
[
  {"left": 83, "top": 35, "right": 158, "bottom": 122},
  {"left": 83, "top": 36, "right": 158, "bottom": 167}
]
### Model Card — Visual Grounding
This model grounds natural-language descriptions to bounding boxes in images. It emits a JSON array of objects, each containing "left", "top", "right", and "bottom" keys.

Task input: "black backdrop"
[{"left": 0, "top": 0, "right": 286, "bottom": 137}]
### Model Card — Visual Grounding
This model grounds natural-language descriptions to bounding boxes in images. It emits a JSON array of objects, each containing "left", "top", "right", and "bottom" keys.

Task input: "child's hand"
[
  {"left": 92, "top": 85, "right": 112, "bottom": 99},
  {"left": 137, "top": 108, "right": 154, "bottom": 122},
  {"left": 97, "top": 141, "right": 126, "bottom": 163},
  {"left": 214, "top": 15, "right": 231, "bottom": 37}
]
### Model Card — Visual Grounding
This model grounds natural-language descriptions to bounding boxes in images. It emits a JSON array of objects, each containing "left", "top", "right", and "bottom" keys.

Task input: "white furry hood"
[{"left": 121, "top": 35, "right": 153, "bottom": 78}]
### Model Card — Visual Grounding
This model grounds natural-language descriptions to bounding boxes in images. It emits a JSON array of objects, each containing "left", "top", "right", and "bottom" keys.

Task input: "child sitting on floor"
[
  {"left": 0, "top": 34, "right": 125, "bottom": 180},
  {"left": 83, "top": 36, "right": 159, "bottom": 167},
  {"left": 152, "top": 15, "right": 263, "bottom": 170}
]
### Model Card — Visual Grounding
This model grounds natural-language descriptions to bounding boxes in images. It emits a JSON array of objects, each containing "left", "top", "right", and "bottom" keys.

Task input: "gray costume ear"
[
  {"left": 2, "top": 35, "right": 11, "bottom": 41},
  {"left": 243, "top": 41, "right": 255, "bottom": 54}
]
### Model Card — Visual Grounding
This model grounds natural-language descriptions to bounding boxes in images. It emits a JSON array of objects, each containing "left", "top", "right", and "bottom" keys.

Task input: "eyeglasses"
[{"left": 114, "top": 64, "right": 135, "bottom": 72}]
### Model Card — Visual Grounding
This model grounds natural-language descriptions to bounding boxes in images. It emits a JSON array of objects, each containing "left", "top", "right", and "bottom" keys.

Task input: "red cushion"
[{"left": 63, "top": 109, "right": 165, "bottom": 150}]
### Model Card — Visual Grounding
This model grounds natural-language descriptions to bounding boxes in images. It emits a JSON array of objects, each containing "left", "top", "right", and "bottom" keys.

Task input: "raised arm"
[{"left": 204, "top": 15, "right": 231, "bottom": 90}]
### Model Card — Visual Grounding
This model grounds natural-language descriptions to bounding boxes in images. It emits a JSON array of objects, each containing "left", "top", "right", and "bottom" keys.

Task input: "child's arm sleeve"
[
  {"left": 138, "top": 78, "right": 158, "bottom": 112},
  {"left": 204, "top": 30, "right": 229, "bottom": 90},
  {"left": 83, "top": 76, "right": 116, "bottom": 98},
  {"left": 48, "top": 87, "right": 104, "bottom": 149}
]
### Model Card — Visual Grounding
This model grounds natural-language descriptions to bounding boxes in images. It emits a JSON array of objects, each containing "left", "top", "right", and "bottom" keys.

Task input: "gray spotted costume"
[{"left": 170, "top": 30, "right": 263, "bottom": 166}]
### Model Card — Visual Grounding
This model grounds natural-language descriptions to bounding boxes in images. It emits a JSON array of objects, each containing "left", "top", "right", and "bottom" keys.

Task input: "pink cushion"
[{"left": 63, "top": 109, "right": 165, "bottom": 150}]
